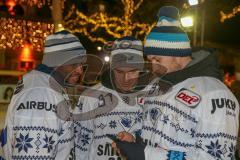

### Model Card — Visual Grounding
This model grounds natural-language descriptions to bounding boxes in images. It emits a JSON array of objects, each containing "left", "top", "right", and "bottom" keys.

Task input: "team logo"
[
  {"left": 119, "top": 115, "right": 135, "bottom": 132},
  {"left": 175, "top": 88, "right": 201, "bottom": 108},
  {"left": 150, "top": 108, "right": 162, "bottom": 125},
  {"left": 119, "top": 40, "right": 132, "bottom": 49}
]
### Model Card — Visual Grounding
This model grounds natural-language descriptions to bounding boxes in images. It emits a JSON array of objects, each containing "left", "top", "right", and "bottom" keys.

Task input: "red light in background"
[
  {"left": 20, "top": 43, "right": 33, "bottom": 61},
  {"left": 224, "top": 72, "right": 235, "bottom": 87},
  {"left": 6, "top": 0, "right": 15, "bottom": 6},
  {"left": 6, "top": 0, "right": 16, "bottom": 15},
  {"left": 18, "top": 43, "right": 35, "bottom": 71}
]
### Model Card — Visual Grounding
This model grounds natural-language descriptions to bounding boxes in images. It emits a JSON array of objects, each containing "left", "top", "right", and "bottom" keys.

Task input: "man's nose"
[
  {"left": 147, "top": 55, "right": 154, "bottom": 61},
  {"left": 75, "top": 64, "right": 83, "bottom": 73},
  {"left": 124, "top": 73, "right": 130, "bottom": 82},
  {"left": 149, "top": 58, "right": 158, "bottom": 64}
]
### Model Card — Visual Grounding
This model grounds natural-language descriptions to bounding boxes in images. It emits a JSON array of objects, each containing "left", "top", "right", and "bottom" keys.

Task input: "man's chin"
[
  {"left": 118, "top": 86, "right": 133, "bottom": 93},
  {"left": 66, "top": 77, "right": 80, "bottom": 85}
]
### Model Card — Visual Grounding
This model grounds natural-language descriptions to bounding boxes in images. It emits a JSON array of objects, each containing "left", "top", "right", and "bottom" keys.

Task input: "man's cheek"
[
  {"left": 126, "top": 72, "right": 139, "bottom": 80},
  {"left": 67, "top": 75, "right": 80, "bottom": 84}
]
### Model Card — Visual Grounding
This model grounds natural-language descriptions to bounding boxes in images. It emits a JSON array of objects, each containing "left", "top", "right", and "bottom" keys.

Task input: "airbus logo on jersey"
[
  {"left": 175, "top": 88, "right": 201, "bottom": 108},
  {"left": 211, "top": 98, "right": 236, "bottom": 114},
  {"left": 17, "top": 101, "right": 56, "bottom": 112}
]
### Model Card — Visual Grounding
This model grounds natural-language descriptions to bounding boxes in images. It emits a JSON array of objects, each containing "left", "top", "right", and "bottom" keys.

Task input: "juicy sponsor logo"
[
  {"left": 211, "top": 98, "right": 236, "bottom": 114},
  {"left": 175, "top": 88, "right": 201, "bottom": 108}
]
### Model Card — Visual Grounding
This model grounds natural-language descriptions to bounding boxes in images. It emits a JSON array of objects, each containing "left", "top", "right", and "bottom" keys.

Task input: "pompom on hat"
[{"left": 144, "top": 6, "right": 191, "bottom": 57}]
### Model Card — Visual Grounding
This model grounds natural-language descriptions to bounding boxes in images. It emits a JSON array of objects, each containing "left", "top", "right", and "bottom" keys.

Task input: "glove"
[{"left": 114, "top": 134, "right": 146, "bottom": 160}]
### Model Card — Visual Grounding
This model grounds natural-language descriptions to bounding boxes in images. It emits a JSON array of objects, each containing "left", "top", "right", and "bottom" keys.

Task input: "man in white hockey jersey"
[
  {"left": 74, "top": 36, "right": 146, "bottom": 160},
  {"left": 113, "top": 6, "right": 240, "bottom": 160},
  {"left": 0, "top": 30, "right": 86, "bottom": 159}
]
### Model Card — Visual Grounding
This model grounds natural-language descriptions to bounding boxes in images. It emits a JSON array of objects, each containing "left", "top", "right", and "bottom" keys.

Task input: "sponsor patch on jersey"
[
  {"left": 175, "top": 88, "right": 201, "bottom": 108},
  {"left": 211, "top": 98, "right": 236, "bottom": 116},
  {"left": 167, "top": 150, "right": 186, "bottom": 160},
  {"left": 137, "top": 97, "right": 144, "bottom": 106}
]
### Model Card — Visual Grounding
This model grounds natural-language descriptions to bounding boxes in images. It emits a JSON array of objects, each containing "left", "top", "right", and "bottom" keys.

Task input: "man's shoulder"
[
  {"left": 183, "top": 77, "right": 224, "bottom": 89},
  {"left": 12, "top": 72, "right": 63, "bottom": 102},
  {"left": 182, "top": 76, "right": 233, "bottom": 96},
  {"left": 22, "top": 70, "right": 50, "bottom": 89}
]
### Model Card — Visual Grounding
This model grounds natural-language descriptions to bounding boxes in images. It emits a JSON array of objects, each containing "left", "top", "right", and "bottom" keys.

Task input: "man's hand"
[
  {"left": 111, "top": 131, "right": 135, "bottom": 155},
  {"left": 113, "top": 134, "right": 146, "bottom": 160}
]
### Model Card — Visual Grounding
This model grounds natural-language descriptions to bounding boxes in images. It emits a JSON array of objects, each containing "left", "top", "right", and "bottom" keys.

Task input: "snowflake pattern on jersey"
[
  {"left": 206, "top": 140, "right": 223, "bottom": 159},
  {"left": 81, "top": 133, "right": 91, "bottom": 146},
  {"left": 109, "top": 120, "right": 117, "bottom": 129},
  {"left": 43, "top": 134, "right": 55, "bottom": 153},
  {"left": 135, "top": 112, "right": 143, "bottom": 123},
  {"left": 15, "top": 133, "right": 33, "bottom": 153},
  {"left": 227, "top": 143, "right": 236, "bottom": 160}
]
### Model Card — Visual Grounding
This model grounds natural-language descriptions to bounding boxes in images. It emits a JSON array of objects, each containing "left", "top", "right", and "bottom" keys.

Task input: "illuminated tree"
[
  {"left": 220, "top": 5, "right": 240, "bottom": 22},
  {"left": 64, "top": 0, "right": 154, "bottom": 43},
  {"left": 14, "top": 0, "right": 52, "bottom": 8}
]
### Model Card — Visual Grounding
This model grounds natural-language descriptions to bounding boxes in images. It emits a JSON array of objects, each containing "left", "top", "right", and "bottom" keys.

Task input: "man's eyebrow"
[
  {"left": 129, "top": 69, "right": 139, "bottom": 72},
  {"left": 115, "top": 69, "right": 139, "bottom": 72}
]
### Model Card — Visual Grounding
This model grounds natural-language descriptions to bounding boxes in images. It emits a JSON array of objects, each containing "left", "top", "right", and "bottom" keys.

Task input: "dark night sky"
[
  {"left": 136, "top": 0, "right": 240, "bottom": 46},
  {"left": 71, "top": 0, "right": 240, "bottom": 51},
  {"left": 1, "top": 0, "right": 239, "bottom": 49},
  {"left": 202, "top": 0, "right": 240, "bottom": 46}
]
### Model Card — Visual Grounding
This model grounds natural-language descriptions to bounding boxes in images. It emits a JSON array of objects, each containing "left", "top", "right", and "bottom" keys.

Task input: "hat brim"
[
  {"left": 111, "top": 52, "right": 144, "bottom": 70},
  {"left": 61, "top": 55, "right": 87, "bottom": 66}
]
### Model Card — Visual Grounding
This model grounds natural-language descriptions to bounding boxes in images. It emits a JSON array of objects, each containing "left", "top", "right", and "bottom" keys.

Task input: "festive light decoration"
[
  {"left": 182, "top": 0, "right": 205, "bottom": 9},
  {"left": 1, "top": 0, "right": 152, "bottom": 50},
  {"left": 6, "top": 0, "right": 16, "bottom": 15},
  {"left": 0, "top": 17, "right": 54, "bottom": 51},
  {"left": 20, "top": 43, "right": 33, "bottom": 61},
  {"left": 14, "top": 0, "right": 51, "bottom": 8},
  {"left": 220, "top": 5, "right": 240, "bottom": 22},
  {"left": 64, "top": 0, "right": 154, "bottom": 43}
]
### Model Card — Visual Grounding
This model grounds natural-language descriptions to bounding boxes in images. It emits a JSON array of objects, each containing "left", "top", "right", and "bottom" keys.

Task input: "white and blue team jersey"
[
  {"left": 74, "top": 83, "right": 145, "bottom": 160},
  {"left": 0, "top": 69, "right": 74, "bottom": 160},
  {"left": 142, "top": 76, "right": 239, "bottom": 160}
]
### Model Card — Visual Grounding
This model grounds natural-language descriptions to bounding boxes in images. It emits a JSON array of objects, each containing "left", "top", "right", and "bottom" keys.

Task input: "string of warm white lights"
[
  {"left": 16, "top": 0, "right": 52, "bottom": 8},
  {"left": 220, "top": 5, "right": 240, "bottom": 22},
  {"left": 0, "top": 17, "right": 54, "bottom": 51},
  {"left": 64, "top": 0, "right": 153, "bottom": 44}
]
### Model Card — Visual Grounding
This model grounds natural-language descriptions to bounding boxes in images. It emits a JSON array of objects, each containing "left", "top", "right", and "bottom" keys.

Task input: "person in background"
[
  {"left": 0, "top": 30, "right": 86, "bottom": 160},
  {"left": 3, "top": 87, "right": 14, "bottom": 102},
  {"left": 113, "top": 6, "right": 239, "bottom": 160},
  {"left": 74, "top": 36, "right": 145, "bottom": 160}
]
